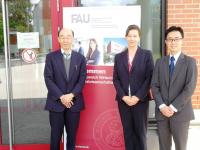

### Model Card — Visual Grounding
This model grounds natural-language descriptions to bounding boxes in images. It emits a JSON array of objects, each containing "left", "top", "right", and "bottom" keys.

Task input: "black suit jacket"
[
  {"left": 44, "top": 50, "right": 87, "bottom": 112},
  {"left": 113, "top": 47, "right": 154, "bottom": 102},
  {"left": 86, "top": 49, "right": 100, "bottom": 65}
]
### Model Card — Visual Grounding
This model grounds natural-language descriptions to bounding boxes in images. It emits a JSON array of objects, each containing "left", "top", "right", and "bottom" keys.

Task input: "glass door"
[
  {"left": 0, "top": 52, "right": 9, "bottom": 149},
  {"left": 0, "top": 0, "right": 53, "bottom": 149}
]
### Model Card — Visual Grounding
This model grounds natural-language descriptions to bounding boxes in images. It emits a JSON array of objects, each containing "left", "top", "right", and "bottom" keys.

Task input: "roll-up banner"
[{"left": 63, "top": 6, "right": 141, "bottom": 150}]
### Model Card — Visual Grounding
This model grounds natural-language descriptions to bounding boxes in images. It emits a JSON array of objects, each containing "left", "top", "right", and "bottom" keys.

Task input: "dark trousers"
[
  {"left": 157, "top": 119, "right": 190, "bottom": 150},
  {"left": 118, "top": 101, "right": 149, "bottom": 150},
  {"left": 49, "top": 109, "right": 80, "bottom": 150}
]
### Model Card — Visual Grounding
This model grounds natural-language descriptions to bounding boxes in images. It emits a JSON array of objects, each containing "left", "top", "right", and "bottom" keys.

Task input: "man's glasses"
[{"left": 166, "top": 38, "right": 183, "bottom": 43}]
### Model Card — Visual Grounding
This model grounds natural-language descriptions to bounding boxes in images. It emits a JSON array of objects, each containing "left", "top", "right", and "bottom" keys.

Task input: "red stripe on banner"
[
  {"left": 50, "top": 0, "right": 60, "bottom": 50},
  {"left": 50, "top": 0, "right": 75, "bottom": 51}
]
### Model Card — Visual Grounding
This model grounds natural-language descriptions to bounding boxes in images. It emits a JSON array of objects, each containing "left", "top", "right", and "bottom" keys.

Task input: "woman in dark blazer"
[
  {"left": 86, "top": 38, "right": 100, "bottom": 65},
  {"left": 113, "top": 25, "right": 154, "bottom": 150}
]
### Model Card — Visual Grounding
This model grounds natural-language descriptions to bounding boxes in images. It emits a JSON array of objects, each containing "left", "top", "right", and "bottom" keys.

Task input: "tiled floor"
[
  {"left": 147, "top": 103, "right": 200, "bottom": 150},
  {"left": 147, "top": 126, "right": 200, "bottom": 150}
]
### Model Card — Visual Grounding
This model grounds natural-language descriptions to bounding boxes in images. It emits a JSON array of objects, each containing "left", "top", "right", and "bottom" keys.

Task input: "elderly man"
[{"left": 44, "top": 28, "right": 86, "bottom": 150}]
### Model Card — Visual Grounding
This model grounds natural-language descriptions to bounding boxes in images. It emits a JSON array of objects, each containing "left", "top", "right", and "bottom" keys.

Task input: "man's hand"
[
  {"left": 60, "top": 93, "right": 74, "bottom": 108},
  {"left": 160, "top": 106, "right": 174, "bottom": 117}
]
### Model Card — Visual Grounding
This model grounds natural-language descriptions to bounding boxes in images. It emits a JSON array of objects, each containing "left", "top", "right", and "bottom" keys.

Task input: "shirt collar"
[
  {"left": 169, "top": 51, "right": 181, "bottom": 64},
  {"left": 61, "top": 49, "right": 72, "bottom": 55},
  {"left": 61, "top": 49, "right": 72, "bottom": 59}
]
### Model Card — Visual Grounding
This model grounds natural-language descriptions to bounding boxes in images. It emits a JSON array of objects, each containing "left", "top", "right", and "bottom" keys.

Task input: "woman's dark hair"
[
  {"left": 86, "top": 38, "right": 97, "bottom": 59},
  {"left": 125, "top": 24, "right": 141, "bottom": 37}
]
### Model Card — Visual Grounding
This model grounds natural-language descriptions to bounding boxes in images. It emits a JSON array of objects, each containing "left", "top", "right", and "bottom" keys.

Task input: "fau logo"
[{"left": 71, "top": 14, "right": 90, "bottom": 23}]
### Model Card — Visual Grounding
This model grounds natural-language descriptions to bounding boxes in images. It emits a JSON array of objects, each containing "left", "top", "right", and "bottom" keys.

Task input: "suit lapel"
[
  {"left": 122, "top": 49, "right": 129, "bottom": 73},
  {"left": 130, "top": 48, "right": 140, "bottom": 73},
  {"left": 91, "top": 49, "right": 97, "bottom": 59},
  {"left": 121, "top": 48, "right": 140, "bottom": 73},
  {"left": 56, "top": 50, "right": 68, "bottom": 81},
  {"left": 68, "top": 51, "right": 76, "bottom": 81},
  {"left": 170, "top": 53, "right": 185, "bottom": 84},
  {"left": 163, "top": 56, "right": 170, "bottom": 87}
]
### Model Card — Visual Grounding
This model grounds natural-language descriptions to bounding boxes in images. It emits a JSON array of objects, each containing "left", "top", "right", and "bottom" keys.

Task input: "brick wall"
[{"left": 167, "top": 0, "right": 200, "bottom": 108}]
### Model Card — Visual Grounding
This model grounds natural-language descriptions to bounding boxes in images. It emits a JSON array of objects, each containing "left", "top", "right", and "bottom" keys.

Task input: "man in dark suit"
[
  {"left": 151, "top": 26, "right": 197, "bottom": 150},
  {"left": 113, "top": 25, "right": 154, "bottom": 150},
  {"left": 44, "top": 28, "right": 86, "bottom": 150},
  {"left": 77, "top": 41, "right": 84, "bottom": 56}
]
